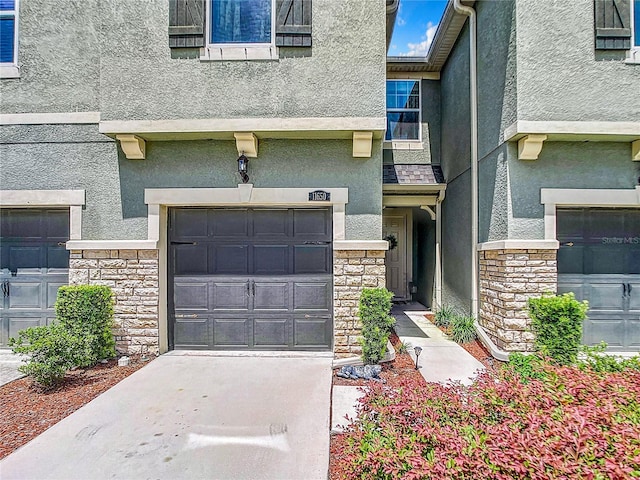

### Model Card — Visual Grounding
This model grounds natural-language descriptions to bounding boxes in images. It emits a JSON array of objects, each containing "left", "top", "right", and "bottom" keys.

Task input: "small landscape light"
[{"left": 414, "top": 346, "right": 422, "bottom": 370}]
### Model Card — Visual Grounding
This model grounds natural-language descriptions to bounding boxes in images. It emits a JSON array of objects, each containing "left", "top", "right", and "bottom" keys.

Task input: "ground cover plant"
[{"left": 332, "top": 361, "right": 640, "bottom": 479}]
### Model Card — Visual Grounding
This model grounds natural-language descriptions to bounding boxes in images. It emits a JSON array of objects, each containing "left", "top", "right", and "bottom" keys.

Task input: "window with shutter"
[
  {"left": 0, "top": 0, "right": 18, "bottom": 78},
  {"left": 594, "top": 0, "right": 632, "bottom": 49},
  {"left": 169, "top": 0, "right": 311, "bottom": 57}
]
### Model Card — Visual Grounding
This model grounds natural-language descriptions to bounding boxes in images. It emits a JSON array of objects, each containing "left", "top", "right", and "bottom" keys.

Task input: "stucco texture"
[
  {"left": 1, "top": 124, "right": 382, "bottom": 240},
  {"left": 515, "top": 0, "right": 640, "bottom": 122},
  {"left": 97, "top": 0, "right": 386, "bottom": 120},
  {"left": 0, "top": 0, "right": 100, "bottom": 113}
]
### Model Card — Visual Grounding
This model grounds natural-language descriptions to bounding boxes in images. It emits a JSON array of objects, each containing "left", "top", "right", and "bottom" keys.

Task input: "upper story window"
[
  {"left": 634, "top": 0, "right": 640, "bottom": 47},
  {"left": 0, "top": 0, "right": 17, "bottom": 64},
  {"left": 210, "top": 0, "right": 273, "bottom": 45},
  {"left": 386, "top": 80, "right": 421, "bottom": 141}
]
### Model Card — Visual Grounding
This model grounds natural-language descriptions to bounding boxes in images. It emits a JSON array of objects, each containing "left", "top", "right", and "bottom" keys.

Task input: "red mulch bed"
[
  {"left": 332, "top": 332, "right": 426, "bottom": 388},
  {"left": 329, "top": 317, "right": 499, "bottom": 479},
  {"left": 0, "top": 356, "right": 151, "bottom": 459}
]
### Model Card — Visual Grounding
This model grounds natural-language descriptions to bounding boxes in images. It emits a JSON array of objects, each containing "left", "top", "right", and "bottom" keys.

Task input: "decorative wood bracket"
[
  {"left": 632, "top": 140, "right": 640, "bottom": 161},
  {"left": 116, "top": 134, "right": 146, "bottom": 160},
  {"left": 353, "top": 131, "right": 373, "bottom": 158},
  {"left": 234, "top": 132, "right": 258, "bottom": 158},
  {"left": 518, "top": 134, "right": 547, "bottom": 160}
]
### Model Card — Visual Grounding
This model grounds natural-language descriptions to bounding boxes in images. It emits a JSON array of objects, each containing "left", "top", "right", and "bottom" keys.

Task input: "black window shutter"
[
  {"left": 169, "top": 0, "right": 205, "bottom": 48},
  {"left": 594, "top": 0, "right": 631, "bottom": 49},
  {"left": 276, "top": 0, "right": 312, "bottom": 47}
]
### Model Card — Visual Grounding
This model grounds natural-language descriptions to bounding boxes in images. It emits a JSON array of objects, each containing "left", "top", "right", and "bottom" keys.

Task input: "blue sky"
[{"left": 388, "top": 0, "right": 448, "bottom": 57}]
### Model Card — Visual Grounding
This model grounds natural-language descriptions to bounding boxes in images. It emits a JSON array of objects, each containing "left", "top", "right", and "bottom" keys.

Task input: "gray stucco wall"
[
  {"left": 99, "top": 0, "right": 385, "bottom": 120},
  {"left": 515, "top": 0, "right": 640, "bottom": 122},
  {"left": 0, "top": 125, "right": 383, "bottom": 240},
  {"left": 0, "top": 0, "right": 101, "bottom": 113},
  {"left": 507, "top": 141, "right": 638, "bottom": 240},
  {"left": 1, "top": 0, "right": 386, "bottom": 120}
]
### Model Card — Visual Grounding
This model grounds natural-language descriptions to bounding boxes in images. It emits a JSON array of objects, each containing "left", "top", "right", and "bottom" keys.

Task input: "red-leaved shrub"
[{"left": 333, "top": 363, "right": 640, "bottom": 479}]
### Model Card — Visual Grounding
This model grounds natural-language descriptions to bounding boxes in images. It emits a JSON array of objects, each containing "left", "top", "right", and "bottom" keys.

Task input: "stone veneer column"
[
  {"left": 479, "top": 249, "right": 557, "bottom": 352},
  {"left": 69, "top": 249, "right": 159, "bottom": 355},
  {"left": 333, "top": 249, "right": 387, "bottom": 358}
]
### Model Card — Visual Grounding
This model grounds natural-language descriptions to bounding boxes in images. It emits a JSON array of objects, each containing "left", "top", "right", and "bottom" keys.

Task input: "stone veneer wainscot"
[
  {"left": 333, "top": 249, "right": 387, "bottom": 358},
  {"left": 69, "top": 249, "right": 159, "bottom": 355},
  {"left": 479, "top": 248, "right": 557, "bottom": 352}
]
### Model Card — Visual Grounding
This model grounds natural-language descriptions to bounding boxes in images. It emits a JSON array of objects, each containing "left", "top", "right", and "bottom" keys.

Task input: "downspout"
[{"left": 453, "top": 0, "right": 509, "bottom": 362}]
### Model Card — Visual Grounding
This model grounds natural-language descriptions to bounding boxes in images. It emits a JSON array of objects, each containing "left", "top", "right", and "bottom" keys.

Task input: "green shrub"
[
  {"left": 9, "top": 322, "right": 92, "bottom": 389},
  {"left": 358, "top": 288, "right": 395, "bottom": 364},
  {"left": 578, "top": 342, "right": 640, "bottom": 373},
  {"left": 449, "top": 314, "right": 477, "bottom": 344},
  {"left": 506, "top": 352, "right": 547, "bottom": 382},
  {"left": 527, "top": 292, "right": 588, "bottom": 365},
  {"left": 55, "top": 285, "right": 116, "bottom": 366},
  {"left": 9, "top": 285, "right": 116, "bottom": 388},
  {"left": 433, "top": 304, "right": 456, "bottom": 327}
]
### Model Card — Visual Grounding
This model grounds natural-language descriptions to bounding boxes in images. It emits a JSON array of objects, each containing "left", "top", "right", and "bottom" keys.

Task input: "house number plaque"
[{"left": 308, "top": 190, "right": 331, "bottom": 201}]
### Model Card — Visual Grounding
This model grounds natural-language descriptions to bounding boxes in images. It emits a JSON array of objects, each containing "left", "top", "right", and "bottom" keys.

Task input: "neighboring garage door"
[
  {"left": 557, "top": 208, "right": 640, "bottom": 351},
  {"left": 169, "top": 208, "right": 333, "bottom": 351},
  {"left": 0, "top": 209, "right": 70, "bottom": 347}
]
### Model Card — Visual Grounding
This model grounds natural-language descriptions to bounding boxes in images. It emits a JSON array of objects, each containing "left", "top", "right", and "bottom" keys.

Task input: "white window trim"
[
  {"left": 540, "top": 187, "right": 640, "bottom": 240},
  {"left": 626, "top": 0, "right": 640, "bottom": 63},
  {"left": 0, "top": 189, "right": 85, "bottom": 240},
  {"left": 0, "top": 0, "right": 19, "bottom": 78},
  {"left": 201, "top": 0, "right": 278, "bottom": 61},
  {"left": 385, "top": 79, "right": 422, "bottom": 143}
]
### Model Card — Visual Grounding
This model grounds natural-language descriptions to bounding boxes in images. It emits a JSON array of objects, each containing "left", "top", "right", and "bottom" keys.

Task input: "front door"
[
  {"left": 0, "top": 209, "right": 69, "bottom": 347},
  {"left": 168, "top": 208, "right": 333, "bottom": 351},
  {"left": 557, "top": 208, "right": 640, "bottom": 351},
  {"left": 383, "top": 213, "right": 408, "bottom": 300}
]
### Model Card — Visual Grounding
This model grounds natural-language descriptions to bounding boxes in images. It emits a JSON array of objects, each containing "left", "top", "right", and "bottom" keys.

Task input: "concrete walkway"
[
  {"left": 331, "top": 302, "right": 486, "bottom": 432},
  {"left": 1, "top": 354, "right": 333, "bottom": 480},
  {"left": 392, "top": 302, "right": 485, "bottom": 386},
  {"left": 0, "top": 350, "right": 24, "bottom": 386}
]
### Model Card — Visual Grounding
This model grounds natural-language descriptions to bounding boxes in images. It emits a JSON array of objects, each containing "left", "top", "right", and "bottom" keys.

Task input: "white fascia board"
[
  {"left": 477, "top": 240, "right": 559, "bottom": 251},
  {"left": 541, "top": 188, "right": 640, "bottom": 207},
  {"left": 0, "top": 112, "right": 100, "bottom": 125},
  {"left": 0, "top": 189, "right": 85, "bottom": 206},
  {"left": 144, "top": 186, "right": 349, "bottom": 206},
  {"left": 100, "top": 117, "right": 387, "bottom": 137},
  {"left": 504, "top": 120, "right": 640, "bottom": 141},
  {"left": 66, "top": 240, "right": 158, "bottom": 251},
  {"left": 333, "top": 240, "right": 389, "bottom": 251}
]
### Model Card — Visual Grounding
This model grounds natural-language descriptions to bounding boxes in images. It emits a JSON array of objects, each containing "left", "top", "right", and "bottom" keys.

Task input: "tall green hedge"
[
  {"left": 55, "top": 285, "right": 116, "bottom": 366},
  {"left": 359, "top": 288, "right": 395, "bottom": 364},
  {"left": 527, "top": 292, "right": 588, "bottom": 365}
]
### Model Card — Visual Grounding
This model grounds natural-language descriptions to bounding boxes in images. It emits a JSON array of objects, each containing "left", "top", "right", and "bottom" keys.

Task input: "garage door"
[
  {"left": 0, "top": 209, "right": 70, "bottom": 347},
  {"left": 169, "top": 208, "right": 333, "bottom": 351},
  {"left": 557, "top": 208, "right": 640, "bottom": 351}
]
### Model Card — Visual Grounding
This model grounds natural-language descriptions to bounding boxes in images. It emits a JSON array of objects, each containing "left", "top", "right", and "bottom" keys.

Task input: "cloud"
[{"left": 401, "top": 21, "right": 438, "bottom": 57}]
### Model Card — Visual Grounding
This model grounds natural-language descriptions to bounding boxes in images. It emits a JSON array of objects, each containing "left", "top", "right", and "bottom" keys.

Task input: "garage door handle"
[
  {"left": 628, "top": 283, "right": 633, "bottom": 296},
  {"left": 623, "top": 283, "right": 627, "bottom": 297},
  {"left": 1, "top": 281, "right": 8, "bottom": 297}
]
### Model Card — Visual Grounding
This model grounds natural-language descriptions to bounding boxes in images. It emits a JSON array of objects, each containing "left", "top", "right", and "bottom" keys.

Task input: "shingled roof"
[{"left": 383, "top": 164, "right": 445, "bottom": 185}]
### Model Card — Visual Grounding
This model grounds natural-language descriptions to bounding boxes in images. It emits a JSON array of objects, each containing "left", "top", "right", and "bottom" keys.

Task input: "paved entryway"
[
  {"left": 0, "top": 354, "right": 333, "bottom": 480},
  {"left": 0, "top": 350, "right": 24, "bottom": 386}
]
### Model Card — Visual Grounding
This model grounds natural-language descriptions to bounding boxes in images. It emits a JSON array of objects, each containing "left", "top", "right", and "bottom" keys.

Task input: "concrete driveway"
[{"left": 0, "top": 353, "right": 333, "bottom": 480}]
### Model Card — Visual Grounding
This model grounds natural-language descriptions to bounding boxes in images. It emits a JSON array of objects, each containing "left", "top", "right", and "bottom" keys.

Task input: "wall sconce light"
[
  {"left": 414, "top": 346, "right": 423, "bottom": 370},
  {"left": 237, "top": 153, "right": 249, "bottom": 184}
]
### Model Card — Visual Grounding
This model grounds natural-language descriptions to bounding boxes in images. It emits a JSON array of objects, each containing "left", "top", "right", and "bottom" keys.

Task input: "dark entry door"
[
  {"left": 0, "top": 209, "right": 70, "bottom": 347},
  {"left": 169, "top": 208, "right": 333, "bottom": 350},
  {"left": 557, "top": 208, "right": 640, "bottom": 351}
]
